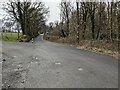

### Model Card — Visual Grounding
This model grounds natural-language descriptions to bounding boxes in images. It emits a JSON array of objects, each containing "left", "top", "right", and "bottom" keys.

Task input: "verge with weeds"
[{"left": 44, "top": 35, "right": 119, "bottom": 59}]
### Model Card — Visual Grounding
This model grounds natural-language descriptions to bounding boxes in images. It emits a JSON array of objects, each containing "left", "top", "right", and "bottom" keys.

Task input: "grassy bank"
[
  {"left": 44, "top": 35, "right": 119, "bottom": 59},
  {"left": 0, "top": 32, "right": 22, "bottom": 42}
]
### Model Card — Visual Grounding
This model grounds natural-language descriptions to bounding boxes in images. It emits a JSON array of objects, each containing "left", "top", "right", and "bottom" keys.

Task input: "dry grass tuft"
[{"left": 44, "top": 35, "right": 119, "bottom": 59}]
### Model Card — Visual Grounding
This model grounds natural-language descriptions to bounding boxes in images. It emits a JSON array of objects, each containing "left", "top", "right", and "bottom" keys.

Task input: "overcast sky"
[
  {"left": 41, "top": 0, "right": 61, "bottom": 24},
  {"left": 0, "top": 0, "right": 61, "bottom": 24},
  {"left": 0, "top": 0, "right": 117, "bottom": 24}
]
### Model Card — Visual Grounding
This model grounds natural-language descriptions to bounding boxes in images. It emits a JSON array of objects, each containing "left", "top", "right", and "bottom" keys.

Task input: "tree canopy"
[{"left": 3, "top": 0, "right": 49, "bottom": 37}]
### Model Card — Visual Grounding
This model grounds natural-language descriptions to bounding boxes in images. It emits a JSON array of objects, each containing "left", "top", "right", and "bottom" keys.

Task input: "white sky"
[
  {"left": 41, "top": 0, "right": 61, "bottom": 24},
  {"left": 0, "top": 1, "right": 6, "bottom": 20},
  {"left": 0, "top": 0, "right": 61, "bottom": 24},
  {"left": 0, "top": 0, "right": 118, "bottom": 24}
]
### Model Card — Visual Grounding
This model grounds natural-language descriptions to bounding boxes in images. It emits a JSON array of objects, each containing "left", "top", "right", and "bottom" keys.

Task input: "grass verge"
[
  {"left": 0, "top": 32, "right": 22, "bottom": 42},
  {"left": 44, "top": 35, "right": 119, "bottom": 59}
]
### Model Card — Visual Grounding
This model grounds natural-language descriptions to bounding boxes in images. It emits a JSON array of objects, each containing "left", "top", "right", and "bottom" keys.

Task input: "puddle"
[
  {"left": 35, "top": 62, "right": 38, "bottom": 63},
  {"left": 14, "top": 69, "right": 19, "bottom": 71},
  {"left": 17, "top": 64, "right": 22, "bottom": 67},
  {"left": 35, "top": 57, "right": 38, "bottom": 60},
  {"left": 32, "top": 56, "right": 38, "bottom": 60},
  {"left": 55, "top": 62, "right": 61, "bottom": 65},
  {"left": 31, "top": 61, "right": 38, "bottom": 64},
  {"left": 13, "top": 56, "right": 17, "bottom": 58},
  {"left": 31, "top": 62, "right": 33, "bottom": 64},
  {"left": 12, "top": 56, "right": 17, "bottom": 59},
  {"left": 78, "top": 67, "right": 83, "bottom": 71},
  {"left": 14, "top": 68, "right": 23, "bottom": 71}
]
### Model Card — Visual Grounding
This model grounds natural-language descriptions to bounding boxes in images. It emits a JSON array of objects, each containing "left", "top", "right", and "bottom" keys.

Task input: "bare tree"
[
  {"left": 80, "top": 2, "right": 89, "bottom": 40},
  {"left": 60, "top": 0, "right": 72, "bottom": 37},
  {"left": 3, "top": 0, "right": 49, "bottom": 37},
  {"left": 76, "top": 0, "right": 80, "bottom": 43},
  {"left": 117, "top": 1, "right": 120, "bottom": 40}
]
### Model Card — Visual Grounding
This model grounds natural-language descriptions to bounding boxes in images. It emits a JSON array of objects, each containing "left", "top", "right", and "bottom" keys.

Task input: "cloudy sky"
[
  {"left": 0, "top": 0, "right": 117, "bottom": 24},
  {"left": 0, "top": 0, "right": 7, "bottom": 20},
  {"left": 0, "top": 0, "right": 61, "bottom": 24},
  {"left": 41, "top": 0, "right": 61, "bottom": 24}
]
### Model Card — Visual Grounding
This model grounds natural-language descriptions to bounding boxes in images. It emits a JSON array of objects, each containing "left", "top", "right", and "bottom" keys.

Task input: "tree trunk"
[
  {"left": 17, "top": 23, "right": 20, "bottom": 39},
  {"left": 91, "top": 15, "right": 95, "bottom": 39},
  {"left": 96, "top": 2, "right": 102, "bottom": 40},
  {"left": 90, "top": 3, "right": 95, "bottom": 40},
  {"left": 118, "top": 2, "right": 120, "bottom": 40},
  {"left": 82, "top": 3, "right": 87, "bottom": 40},
  {"left": 110, "top": 2, "right": 113, "bottom": 40},
  {"left": 17, "top": 1, "right": 25, "bottom": 35},
  {"left": 64, "top": 2, "right": 70, "bottom": 36},
  {"left": 76, "top": 1, "right": 80, "bottom": 43}
]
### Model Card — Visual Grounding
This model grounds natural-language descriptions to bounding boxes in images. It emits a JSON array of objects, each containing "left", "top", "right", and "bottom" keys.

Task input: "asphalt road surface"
[{"left": 2, "top": 35, "right": 118, "bottom": 88}]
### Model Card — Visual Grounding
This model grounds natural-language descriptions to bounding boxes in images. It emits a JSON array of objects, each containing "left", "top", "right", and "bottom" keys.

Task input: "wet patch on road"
[
  {"left": 78, "top": 67, "right": 83, "bottom": 71},
  {"left": 55, "top": 62, "right": 61, "bottom": 65}
]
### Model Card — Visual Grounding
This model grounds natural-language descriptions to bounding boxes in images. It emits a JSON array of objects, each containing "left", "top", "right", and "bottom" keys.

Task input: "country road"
[{"left": 2, "top": 35, "right": 118, "bottom": 88}]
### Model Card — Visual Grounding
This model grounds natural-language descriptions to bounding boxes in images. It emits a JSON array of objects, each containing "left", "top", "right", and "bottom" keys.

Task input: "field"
[{"left": 0, "top": 32, "right": 22, "bottom": 42}]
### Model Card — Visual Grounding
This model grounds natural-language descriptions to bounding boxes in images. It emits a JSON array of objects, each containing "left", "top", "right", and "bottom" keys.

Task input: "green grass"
[{"left": 0, "top": 32, "right": 22, "bottom": 42}]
